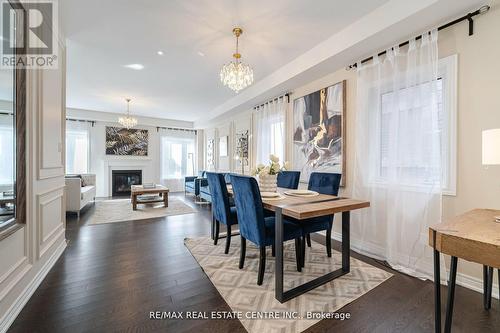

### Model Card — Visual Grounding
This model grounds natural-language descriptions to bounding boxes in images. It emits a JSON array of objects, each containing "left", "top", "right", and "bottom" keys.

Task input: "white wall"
[
  {"left": 202, "top": 111, "right": 252, "bottom": 175},
  {"left": 438, "top": 4, "right": 500, "bottom": 294},
  {"left": 0, "top": 15, "right": 67, "bottom": 332},
  {"left": 199, "top": 6, "right": 500, "bottom": 296},
  {"left": 67, "top": 108, "right": 197, "bottom": 195}
]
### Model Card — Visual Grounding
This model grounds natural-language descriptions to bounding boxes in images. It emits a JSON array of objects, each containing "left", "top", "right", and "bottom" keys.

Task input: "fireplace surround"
[{"left": 112, "top": 170, "right": 142, "bottom": 197}]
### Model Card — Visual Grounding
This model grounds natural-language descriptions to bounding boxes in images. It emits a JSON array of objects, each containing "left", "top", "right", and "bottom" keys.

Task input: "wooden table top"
[
  {"left": 131, "top": 185, "right": 169, "bottom": 194},
  {"left": 429, "top": 209, "right": 500, "bottom": 269},
  {"left": 228, "top": 186, "right": 370, "bottom": 220}
]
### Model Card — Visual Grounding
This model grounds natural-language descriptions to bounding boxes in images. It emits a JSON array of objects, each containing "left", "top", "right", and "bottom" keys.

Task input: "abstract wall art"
[
  {"left": 105, "top": 126, "right": 148, "bottom": 156},
  {"left": 207, "top": 138, "right": 215, "bottom": 167},
  {"left": 293, "top": 80, "right": 346, "bottom": 185}
]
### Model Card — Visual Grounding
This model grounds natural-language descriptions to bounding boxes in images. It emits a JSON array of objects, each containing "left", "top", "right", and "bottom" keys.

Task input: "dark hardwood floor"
[{"left": 8, "top": 193, "right": 499, "bottom": 332}]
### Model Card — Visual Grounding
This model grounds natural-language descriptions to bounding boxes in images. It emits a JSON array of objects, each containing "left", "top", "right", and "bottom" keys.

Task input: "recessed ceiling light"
[
  {"left": 124, "top": 64, "right": 144, "bottom": 70},
  {"left": 197, "top": 51, "right": 205, "bottom": 57},
  {"left": 157, "top": 50, "right": 164, "bottom": 56}
]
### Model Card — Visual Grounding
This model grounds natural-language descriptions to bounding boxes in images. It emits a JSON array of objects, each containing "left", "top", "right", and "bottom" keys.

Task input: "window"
[
  {"left": 0, "top": 122, "right": 14, "bottom": 187},
  {"left": 66, "top": 128, "right": 89, "bottom": 174},
  {"left": 270, "top": 119, "right": 285, "bottom": 161},
  {"left": 160, "top": 136, "right": 195, "bottom": 179},
  {"left": 378, "top": 55, "right": 457, "bottom": 194},
  {"left": 254, "top": 97, "right": 287, "bottom": 164}
]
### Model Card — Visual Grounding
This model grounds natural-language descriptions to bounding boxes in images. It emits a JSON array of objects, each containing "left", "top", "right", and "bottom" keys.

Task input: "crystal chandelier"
[
  {"left": 220, "top": 27, "right": 254, "bottom": 93},
  {"left": 118, "top": 98, "right": 138, "bottom": 129}
]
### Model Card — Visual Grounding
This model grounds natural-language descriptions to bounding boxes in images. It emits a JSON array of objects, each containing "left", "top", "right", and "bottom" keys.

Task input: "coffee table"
[{"left": 130, "top": 185, "right": 169, "bottom": 211}]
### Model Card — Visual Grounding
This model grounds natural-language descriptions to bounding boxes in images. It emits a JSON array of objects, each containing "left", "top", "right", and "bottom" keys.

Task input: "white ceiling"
[
  {"left": 61, "top": 0, "right": 390, "bottom": 121},
  {"left": 202, "top": 0, "right": 487, "bottom": 124}
]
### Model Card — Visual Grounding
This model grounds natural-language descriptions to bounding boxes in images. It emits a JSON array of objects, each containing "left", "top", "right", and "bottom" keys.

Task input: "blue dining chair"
[
  {"left": 301, "top": 172, "right": 342, "bottom": 261},
  {"left": 230, "top": 175, "right": 303, "bottom": 285},
  {"left": 266, "top": 171, "right": 301, "bottom": 256},
  {"left": 206, "top": 172, "right": 238, "bottom": 254},
  {"left": 277, "top": 171, "right": 301, "bottom": 189}
]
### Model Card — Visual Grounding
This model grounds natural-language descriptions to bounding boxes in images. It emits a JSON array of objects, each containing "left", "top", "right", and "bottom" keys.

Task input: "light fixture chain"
[{"left": 236, "top": 35, "right": 239, "bottom": 62}]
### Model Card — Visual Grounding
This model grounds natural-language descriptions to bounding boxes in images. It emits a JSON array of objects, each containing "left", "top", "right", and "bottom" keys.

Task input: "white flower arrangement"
[{"left": 251, "top": 154, "right": 290, "bottom": 176}]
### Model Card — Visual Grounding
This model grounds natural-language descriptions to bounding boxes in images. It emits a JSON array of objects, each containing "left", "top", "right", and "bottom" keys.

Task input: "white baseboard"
[
  {"left": 329, "top": 231, "right": 499, "bottom": 300},
  {"left": 0, "top": 240, "right": 67, "bottom": 333},
  {"left": 456, "top": 270, "right": 499, "bottom": 300}
]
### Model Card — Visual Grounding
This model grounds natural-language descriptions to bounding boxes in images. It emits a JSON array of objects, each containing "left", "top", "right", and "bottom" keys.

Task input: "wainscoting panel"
[
  {"left": 0, "top": 227, "right": 30, "bottom": 301},
  {"left": 37, "top": 187, "right": 65, "bottom": 259},
  {"left": 37, "top": 59, "right": 65, "bottom": 180}
]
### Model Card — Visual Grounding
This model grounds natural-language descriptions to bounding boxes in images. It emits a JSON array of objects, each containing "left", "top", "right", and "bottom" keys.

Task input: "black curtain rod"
[
  {"left": 66, "top": 118, "right": 95, "bottom": 126},
  {"left": 348, "top": 5, "right": 490, "bottom": 69},
  {"left": 254, "top": 93, "right": 290, "bottom": 110},
  {"left": 156, "top": 126, "right": 197, "bottom": 134}
]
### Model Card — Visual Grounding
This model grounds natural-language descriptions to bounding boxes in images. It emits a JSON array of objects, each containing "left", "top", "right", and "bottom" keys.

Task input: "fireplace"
[{"left": 112, "top": 170, "right": 142, "bottom": 197}]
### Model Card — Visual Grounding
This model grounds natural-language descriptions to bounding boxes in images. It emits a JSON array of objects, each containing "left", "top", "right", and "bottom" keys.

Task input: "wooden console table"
[
  {"left": 429, "top": 209, "right": 500, "bottom": 333},
  {"left": 130, "top": 185, "right": 169, "bottom": 211}
]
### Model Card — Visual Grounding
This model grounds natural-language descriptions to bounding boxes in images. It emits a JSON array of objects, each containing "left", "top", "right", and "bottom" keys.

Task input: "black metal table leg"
[
  {"left": 275, "top": 207, "right": 284, "bottom": 302},
  {"left": 342, "top": 211, "right": 350, "bottom": 272},
  {"left": 274, "top": 210, "right": 351, "bottom": 303},
  {"left": 433, "top": 231, "right": 441, "bottom": 333},
  {"left": 483, "top": 265, "right": 489, "bottom": 309},
  {"left": 486, "top": 266, "right": 493, "bottom": 309},
  {"left": 444, "top": 256, "right": 458, "bottom": 333}
]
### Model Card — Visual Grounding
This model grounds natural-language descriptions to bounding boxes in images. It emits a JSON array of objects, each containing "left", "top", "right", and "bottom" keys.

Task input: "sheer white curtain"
[
  {"left": 352, "top": 30, "right": 442, "bottom": 278},
  {"left": 254, "top": 96, "right": 287, "bottom": 165},
  {"left": 159, "top": 128, "right": 196, "bottom": 192},
  {"left": 66, "top": 120, "right": 91, "bottom": 174}
]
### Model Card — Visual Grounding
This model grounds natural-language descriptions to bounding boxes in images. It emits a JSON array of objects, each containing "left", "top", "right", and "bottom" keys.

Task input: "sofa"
[
  {"left": 185, "top": 171, "right": 206, "bottom": 196},
  {"left": 199, "top": 177, "right": 211, "bottom": 202},
  {"left": 65, "top": 174, "right": 96, "bottom": 218},
  {"left": 185, "top": 171, "right": 233, "bottom": 203}
]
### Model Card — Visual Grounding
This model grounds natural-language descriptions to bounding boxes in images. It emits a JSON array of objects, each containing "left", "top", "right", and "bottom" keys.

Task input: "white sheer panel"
[
  {"left": 254, "top": 96, "right": 287, "bottom": 165},
  {"left": 352, "top": 30, "right": 442, "bottom": 278},
  {"left": 0, "top": 114, "right": 14, "bottom": 187},
  {"left": 159, "top": 129, "right": 196, "bottom": 192},
  {"left": 66, "top": 120, "right": 90, "bottom": 174}
]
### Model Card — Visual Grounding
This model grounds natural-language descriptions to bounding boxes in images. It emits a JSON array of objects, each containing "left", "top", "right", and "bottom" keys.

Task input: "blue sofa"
[
  {"left": 185, "top": 171, "right": 206, "bottom": 196},
  {"left": 185, "top": 171, "right": 233, "bottom": 203},
  {"left": 199, "top": 172, "right": 233, "bottom": 203}
]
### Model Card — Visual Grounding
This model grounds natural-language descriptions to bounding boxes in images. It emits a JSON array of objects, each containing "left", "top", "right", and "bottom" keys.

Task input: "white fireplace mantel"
[{"left": 104, "top": 159, "right": 153, "bottom": 197}]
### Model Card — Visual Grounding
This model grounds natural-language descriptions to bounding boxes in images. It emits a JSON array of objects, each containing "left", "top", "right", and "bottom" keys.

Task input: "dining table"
[{"left": 224, "top": 185, "right": 370, "bottom": 303}]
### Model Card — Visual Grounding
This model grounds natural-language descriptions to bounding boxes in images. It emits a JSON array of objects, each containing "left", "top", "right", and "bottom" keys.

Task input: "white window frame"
[
  {"left": 160, "top": 135, "right": 196, "bottom": 180},
  {"left": 373, "top": 54, "right": 457, "bottom": 195},
  {"left": 439, "top": 54, "right": 458, "bottom": 196},
  {"left": 65, "top": 127, "right": 90, "bottom": 175}
]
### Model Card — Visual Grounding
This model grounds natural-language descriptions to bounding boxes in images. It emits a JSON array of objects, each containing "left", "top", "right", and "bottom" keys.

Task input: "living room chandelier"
[
  {"left": 220, "top": 27, "right": 254, "bottom": 93},
  {"left": 118, "top": 98, "right": 138, "bottom": 129}
]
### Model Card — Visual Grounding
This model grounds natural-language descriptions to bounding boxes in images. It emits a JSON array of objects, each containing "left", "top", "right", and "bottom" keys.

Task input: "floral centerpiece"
[{"left": 251, "top": 154, "right": 290, "bottom": 192}]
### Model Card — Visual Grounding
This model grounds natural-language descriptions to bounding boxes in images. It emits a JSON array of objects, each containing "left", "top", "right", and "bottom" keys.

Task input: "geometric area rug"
[{"left": 184, "top": 236, "right": 393, "bottom": 333}]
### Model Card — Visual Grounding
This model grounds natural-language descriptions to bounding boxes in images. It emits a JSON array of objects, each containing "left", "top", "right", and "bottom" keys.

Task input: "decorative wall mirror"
[{"left": 0, "top": 0, "right": 26, "bottom": 233}]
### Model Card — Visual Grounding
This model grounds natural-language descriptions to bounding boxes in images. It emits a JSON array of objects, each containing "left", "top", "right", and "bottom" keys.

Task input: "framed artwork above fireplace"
[{"left": 105, "top": 126, "right": 149, "bottom": 156}]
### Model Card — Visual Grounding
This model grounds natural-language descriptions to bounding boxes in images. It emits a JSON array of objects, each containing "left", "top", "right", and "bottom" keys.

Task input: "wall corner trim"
[{"left": 0, "top": 240, "right": 67, "bottom": 333}]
